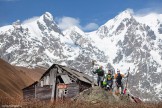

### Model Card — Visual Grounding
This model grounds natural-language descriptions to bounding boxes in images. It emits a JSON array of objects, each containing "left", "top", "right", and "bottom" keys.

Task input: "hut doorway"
[{"left": 57, "top": 84, "right": 67, "bottom": 100}]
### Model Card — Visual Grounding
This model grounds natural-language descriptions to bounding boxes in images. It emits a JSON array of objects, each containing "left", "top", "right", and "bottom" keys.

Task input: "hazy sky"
[{"left": 0, "top": 0, "right": 162, "bottom": 31}]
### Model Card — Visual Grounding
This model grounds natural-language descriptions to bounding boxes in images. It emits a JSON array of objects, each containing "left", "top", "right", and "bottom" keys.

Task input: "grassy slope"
[
  {"left": 15, "top": 66, "right": 46, "bottom": 81},
  {"left": 0, "top": 59, "right": 34, "bottom": 97}
]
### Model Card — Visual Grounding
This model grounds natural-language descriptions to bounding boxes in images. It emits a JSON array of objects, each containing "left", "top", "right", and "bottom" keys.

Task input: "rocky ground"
[{"left": 73, "top": 86, "right": 132, "bottom": 104}]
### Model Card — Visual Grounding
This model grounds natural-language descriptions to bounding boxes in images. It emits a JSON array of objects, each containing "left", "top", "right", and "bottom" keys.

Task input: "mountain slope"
[
  {"left": 0, "top": 58, "right": 33, "bottom": 98},
  {"left": 15, "top": 66, "right": 46, "bottom": 81}
]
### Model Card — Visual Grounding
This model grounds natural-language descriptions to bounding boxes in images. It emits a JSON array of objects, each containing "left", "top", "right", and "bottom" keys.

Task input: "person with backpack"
[
  {"left": 105, "top": 70, "right": 113, "bottom": 90},
  {"left": 94, "top": 66, "right": 105, "bottom": 87},
  {"left": 114, "top": 69, "right": 126, "bottom": 94}
]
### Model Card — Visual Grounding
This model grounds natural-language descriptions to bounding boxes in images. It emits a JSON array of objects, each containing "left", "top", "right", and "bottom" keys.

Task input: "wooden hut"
[{"left": 22, "top": 64, "right": 94, "bottom": 101}]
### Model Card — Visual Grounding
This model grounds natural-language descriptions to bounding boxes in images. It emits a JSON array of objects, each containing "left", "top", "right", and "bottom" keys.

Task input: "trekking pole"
[{"left": 124, "top": 67, "right": 130, "bottom": 94}]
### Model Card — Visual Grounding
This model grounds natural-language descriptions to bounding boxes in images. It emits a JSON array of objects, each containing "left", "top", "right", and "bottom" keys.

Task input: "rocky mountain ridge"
[{"left": 0, "top": 10, "right": 162, "bottom": 101}]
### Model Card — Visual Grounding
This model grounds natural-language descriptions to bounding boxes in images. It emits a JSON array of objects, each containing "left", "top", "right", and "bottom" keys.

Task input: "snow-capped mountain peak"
[
  {"left": 115, "top": 9, "right": 133, "bottom": 19},
  {"left": 12, "top": 20, "right": 21, "bottom": 26},
  {"left": 104, "top": 9, "right": 133, "bottom": 27},
  {"left": 63, "top": 26, "right": 85, "bottom": 36},
  {"left": 43, "top": 12, "right": 54, "bottom": 21},
  {"left": 0, "top": 10, "right": 162, "bottom": 101},
  {"left": 96, "top": 9, "right": 135, "bottom": 39}
]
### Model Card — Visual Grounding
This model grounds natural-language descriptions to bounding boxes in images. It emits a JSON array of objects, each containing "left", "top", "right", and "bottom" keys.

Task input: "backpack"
[{"left": 116, "top": 73, "right": 122, "bottom": 85}]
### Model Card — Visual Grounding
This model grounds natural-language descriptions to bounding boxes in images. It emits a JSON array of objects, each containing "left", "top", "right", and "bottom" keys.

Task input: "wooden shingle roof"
[{"left": 40, "top": 64, "right": 94, "bottom": 84}]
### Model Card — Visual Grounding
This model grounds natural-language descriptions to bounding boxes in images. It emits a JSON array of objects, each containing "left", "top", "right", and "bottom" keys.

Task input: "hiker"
[
  {"left": 94, "top": 66, "right": 104, "bottom": 87},
  {"left": 114, "top": 69, "right": 127, "bottom": 94},
  {"left": 105, "top": 70, "right": 113, "bottom": 90}
]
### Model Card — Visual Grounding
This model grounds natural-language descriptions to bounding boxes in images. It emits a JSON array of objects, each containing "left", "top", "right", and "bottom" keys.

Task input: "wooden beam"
[
  {"left": 56, "top": 73, "right": 67, "bottom": 76},
  {"left": 34, "top": 85, "right": 36, "bottom": 99},
  {"left": 66, "top": 73, "right": 77, "bottom": 81},
  {"left": 56, "top": 65, "right": 62, "bottom": 73},
  {"left": 49, "top": 69, "right": 53, "bottom": 85},
  {"left": 51, "top": 68, "right": 57, "bottom": 102}
]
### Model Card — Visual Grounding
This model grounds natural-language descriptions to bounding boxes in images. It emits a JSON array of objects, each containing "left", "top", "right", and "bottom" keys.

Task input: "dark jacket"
[{"left": 95, "top": 69, "right": 104, "bottom": 76}]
